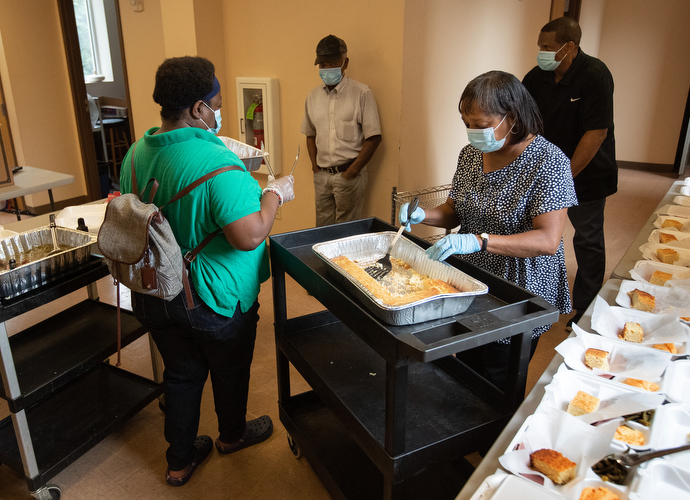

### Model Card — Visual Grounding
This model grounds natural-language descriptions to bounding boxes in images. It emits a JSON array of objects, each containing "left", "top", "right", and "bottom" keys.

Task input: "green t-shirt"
[{"left": 119, "top": 127, "right": 269, "bottom": 317}]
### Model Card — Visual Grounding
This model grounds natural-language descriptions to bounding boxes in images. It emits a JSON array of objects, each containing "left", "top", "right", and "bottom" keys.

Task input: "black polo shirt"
[{"left": 523, "top": 49, "right": 617, "bottom": 202}]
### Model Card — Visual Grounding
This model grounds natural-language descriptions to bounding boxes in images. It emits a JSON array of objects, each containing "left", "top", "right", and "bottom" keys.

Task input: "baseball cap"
[{"left": 314, "top": 35, "right": 347, "bottom": 65}]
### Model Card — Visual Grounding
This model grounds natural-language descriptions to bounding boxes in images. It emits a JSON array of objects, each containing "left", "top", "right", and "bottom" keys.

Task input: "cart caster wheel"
[
  {"left": 287, "top": 433, "right": 302, "bottom": 458},
  {"left": 30, "top": 484, "right": 61, "bottom": 500}
]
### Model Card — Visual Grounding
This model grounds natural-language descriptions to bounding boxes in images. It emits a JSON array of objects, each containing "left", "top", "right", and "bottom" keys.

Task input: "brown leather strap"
[{"left": 162, "top": 165, "right": 243, "bottom": 208}]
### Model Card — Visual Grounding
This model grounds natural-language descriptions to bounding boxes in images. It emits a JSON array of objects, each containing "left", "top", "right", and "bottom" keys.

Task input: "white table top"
[
  {"left": 611, "top": 179, "right": 687, "bottom": 280},
  {"left": 0, "top": 166, "right": 75, "bottom": 202},
  {"left": 455, "top": 279, "right": 621, "bottom": 500}
]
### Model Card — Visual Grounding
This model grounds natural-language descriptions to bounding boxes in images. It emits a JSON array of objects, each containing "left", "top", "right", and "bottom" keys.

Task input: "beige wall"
[
  {"left": 0, "top": 0, "right": 86, "bottom": 208},
  {"left": 399, "top": 0, "right": 552, "bottom": 195},
  {"left": 216, "top": 0, "right": 405, "bottom": 233},
  {"left": 599, "top": 0, "right": 690, "bottom": 164},
  {"left": 1, "top": 0, "right": 689, "bottom": 222}
]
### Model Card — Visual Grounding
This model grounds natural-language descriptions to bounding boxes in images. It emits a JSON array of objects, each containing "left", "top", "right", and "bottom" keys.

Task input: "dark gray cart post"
[
  {"left": 0, "top": 257, "right": 163, "bottom": 499},
  {"left": 269, "top": 218, "right": 558, "bottom": 500}
]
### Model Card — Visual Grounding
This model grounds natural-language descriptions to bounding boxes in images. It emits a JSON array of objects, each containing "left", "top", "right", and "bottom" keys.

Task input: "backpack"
[{"left": 97, "top": 141, "right": 241, "bottom": 364}]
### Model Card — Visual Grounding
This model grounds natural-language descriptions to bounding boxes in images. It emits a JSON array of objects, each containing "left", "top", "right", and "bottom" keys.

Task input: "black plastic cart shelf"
[
  {"left": 0, "top": 256, "right": 162, "bottom": 499},
  {"left": 269, "top": 218, "right": 559, "bottom": 500}
]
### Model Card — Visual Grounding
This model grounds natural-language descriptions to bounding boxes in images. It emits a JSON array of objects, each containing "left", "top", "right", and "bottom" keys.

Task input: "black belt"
[{"left": 321, "top": 159, "right": 355, "bottom": 174}]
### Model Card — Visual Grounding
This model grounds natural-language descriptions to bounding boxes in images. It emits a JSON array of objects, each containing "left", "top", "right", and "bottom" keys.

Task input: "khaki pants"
[{"left": 313, "top": 166, "right": 368, "bottom": 227}]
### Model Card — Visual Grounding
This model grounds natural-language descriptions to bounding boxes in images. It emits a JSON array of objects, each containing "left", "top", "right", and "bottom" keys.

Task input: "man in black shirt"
[{"left": 523, "top": 16, "right": 616, "bottom": 329}]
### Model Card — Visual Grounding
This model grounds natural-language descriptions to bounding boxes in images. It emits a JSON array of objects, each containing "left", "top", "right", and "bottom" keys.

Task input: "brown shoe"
[
  {"left": 165, "top": 435, "right": 212, "bottom": 486},
  {"left": 216, "top": 416, "right": 273, "bottom": 455}
]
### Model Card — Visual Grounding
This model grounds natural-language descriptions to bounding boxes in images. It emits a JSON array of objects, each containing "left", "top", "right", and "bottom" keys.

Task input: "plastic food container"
[
  {"left": 0, "top": 226, "right": 96, "bottom": 299},
  {"left": 630, "top": 460, "right": 690, "bottom": 500},
  {"left": 312, "top": 232, "right": 488, "bottom": 325},
  {"left": 55, "top": 204, "right": 107, "bottom": 234},
  {"left": 661, "top": 360, "right": 690, "bottom": 404}
]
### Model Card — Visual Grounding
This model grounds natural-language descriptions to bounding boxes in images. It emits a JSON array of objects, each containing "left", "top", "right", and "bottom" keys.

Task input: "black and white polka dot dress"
[{"left": 450, "top": 135, "right": 578, "bottom": 342}]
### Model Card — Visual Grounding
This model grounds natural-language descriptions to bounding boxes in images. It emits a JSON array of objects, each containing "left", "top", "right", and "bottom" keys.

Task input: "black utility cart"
[
  {"left": 269, "top": 218, "right": 559, "bottom": 500},
  {"left": 0, "top": 256, "right": 162, "bottom": 499}
]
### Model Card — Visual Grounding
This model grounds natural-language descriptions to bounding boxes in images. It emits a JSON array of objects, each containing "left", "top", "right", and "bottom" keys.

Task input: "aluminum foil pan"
[
  {"left": 0, "top": 226, "right": 97, "bottom": 299},
  {"left": 312, "top": 232, "right": 488, "bottom": 325},
  {"left": 218, "top": 136, "right": 263, "bottom": 171}
]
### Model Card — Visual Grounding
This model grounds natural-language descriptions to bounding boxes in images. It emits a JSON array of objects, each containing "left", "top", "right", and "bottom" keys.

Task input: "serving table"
[
  {"left": 0, "top": 167, "right": 75, "bottom": 221},
  {"left": 0, "top": 213, "right": 162, "bottom": 499},
  {"left": 269, "top": 218, "right": 559, "bottom": 500}
]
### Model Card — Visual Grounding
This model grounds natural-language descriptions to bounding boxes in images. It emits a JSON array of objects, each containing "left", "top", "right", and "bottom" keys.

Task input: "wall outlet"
[{"left": 130, "top": 0, "right": 144, "bottom": 12}]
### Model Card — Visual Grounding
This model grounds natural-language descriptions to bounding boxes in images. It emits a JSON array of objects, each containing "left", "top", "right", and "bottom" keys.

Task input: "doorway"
[{"left": 57, "top": 0, "right": 133, "bottom": 201}]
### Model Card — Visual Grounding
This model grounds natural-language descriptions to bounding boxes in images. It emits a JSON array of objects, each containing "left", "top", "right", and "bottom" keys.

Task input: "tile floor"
[{"left": 0, "top": 167, "right": 685, "bottom": 499}]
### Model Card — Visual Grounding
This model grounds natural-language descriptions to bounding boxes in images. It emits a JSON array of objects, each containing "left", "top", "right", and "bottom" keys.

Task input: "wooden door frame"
[{"left": 57, "top": 0, "right": 134, "bottom": 201}]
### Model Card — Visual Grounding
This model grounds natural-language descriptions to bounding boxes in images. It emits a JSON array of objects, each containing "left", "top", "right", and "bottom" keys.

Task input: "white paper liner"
[
  {"left": 630, "top": 260, "right": 690, "bottom": 287},
  {"left": 555, "top": 326, "right": 672, "bottom": 381},
  {"left": 661, "top": 360, "right": 690, "bottom": 405},
  {"left": 639, "top": 240, "right": 690, "bottom": 267},
  {"left": 648, "top": 228, "right": 690, "bottom": 244},
  {"left": 613, "top": 281, "right": 690, "bottom": 323},
  {"left": 657, "top": 204, "right": 690, "bottom": 218},
  {"left": 647, "top": 404, "right": 690, "bottom": 470},
  {"left": 674, "top": 195, "right": 690, "bottom": 207},
  {"left": 540, "top": 365, "right": 664, "bottom": 425},
  {"left": 498, "top": 406, "right": 620, "bottom": 494},
  {"left": 652, "top": 215, "right": 690, "bottom": 233},
  {"left": 629, "top": 460, "right": 690, "bottom": 500}
]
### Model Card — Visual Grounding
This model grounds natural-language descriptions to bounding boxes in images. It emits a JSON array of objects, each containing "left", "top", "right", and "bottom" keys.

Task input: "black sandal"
[
  {"left": 215, "top": 415, "right": 273, "bottom": 455},
  {"left": 165, "top": 435, "right": 213, "bottom": 486}
]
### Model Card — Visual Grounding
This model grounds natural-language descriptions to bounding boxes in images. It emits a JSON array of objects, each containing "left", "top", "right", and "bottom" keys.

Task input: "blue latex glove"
[
  {"left": 425, "top": 234, "right": 481, "bottom": 261},
  {"left": 399, "top": 203, "right": 426, "bottom": 231}
]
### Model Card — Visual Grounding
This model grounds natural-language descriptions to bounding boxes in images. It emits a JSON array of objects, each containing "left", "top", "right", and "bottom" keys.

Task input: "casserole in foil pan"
[
  {"left": 0, "top": 226, "right": 97, "bottom": 299},
  {"left": 312, "top": 232, "right": 488, "bottom": 325}
]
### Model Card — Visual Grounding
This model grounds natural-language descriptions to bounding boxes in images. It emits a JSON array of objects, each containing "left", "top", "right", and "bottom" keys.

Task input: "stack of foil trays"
[{"left": 0, "top": 226, "right": 96, "bottom": 299}]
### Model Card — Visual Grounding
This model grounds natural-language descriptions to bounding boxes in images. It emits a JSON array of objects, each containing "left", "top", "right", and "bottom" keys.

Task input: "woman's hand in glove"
[
  {"left": 263, "top": 175, "right": 295, "bottom": 205},
  {"left": 398, "top": 203, "right": 426, "bottom": 231},
  {"left": 425, "top": 234, "right": 481, "bottom": 261}
]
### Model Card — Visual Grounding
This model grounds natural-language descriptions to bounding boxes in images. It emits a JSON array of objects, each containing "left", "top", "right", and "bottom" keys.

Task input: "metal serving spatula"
[{"left": 365, "top": 197, "right": 419, "bottom": 280}]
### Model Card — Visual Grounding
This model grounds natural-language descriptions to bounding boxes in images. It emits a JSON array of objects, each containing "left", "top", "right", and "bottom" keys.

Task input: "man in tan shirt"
[{"left": 301, "top": 35, "right": 382, "bottom": 227}]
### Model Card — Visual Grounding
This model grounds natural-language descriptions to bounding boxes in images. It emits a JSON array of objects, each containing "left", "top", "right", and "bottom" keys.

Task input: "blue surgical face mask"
[
  {"left": 466, "top": 115, "right": 510, "bottom": 153},
  {"left": 201, "top": 102, "right": 222, "bottom": 134},
  {"left": 537, "top": 43, "right": 567, "bottom": 71},
  {"left": 319, "top": 63, "right": 343, "bottom": 86}
]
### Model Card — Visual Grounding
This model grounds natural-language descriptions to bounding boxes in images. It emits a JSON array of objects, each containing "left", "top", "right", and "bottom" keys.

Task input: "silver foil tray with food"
[
  {"left": 312, "top": 232, "right": 488, "bottom": 325},
  {"left": 0, "top": 226, "right": 97, "bottom": 299}
]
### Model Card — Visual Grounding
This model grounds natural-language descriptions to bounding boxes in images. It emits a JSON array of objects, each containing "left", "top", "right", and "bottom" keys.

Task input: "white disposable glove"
[{"left": 262, "top": 175, "right": 295, "bottom": 206}]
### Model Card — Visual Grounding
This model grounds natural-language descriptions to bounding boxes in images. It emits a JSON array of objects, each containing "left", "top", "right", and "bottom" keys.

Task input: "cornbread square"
[
  {"left": 619, "top": 321, "right": 644, "bottom": 343},
  {"left": 614, "top": 425, "right": 645, "bottom": 446},
  {"left": 657, "top": 248, "right": 680, "bottom": 264},
  {"left": 567, "top": 390, "right": 600, "bottom": 416},
  {"left": 529, "top": 448, "right": 577, "bottom": 485},
  {"left": 622, "top": 378, "right": 660, "bottom": 392},
  {"left": 584, "top": 348, "right": 609, "bottom": 371},
  {"left": 649, "top": 270, "right": 673, "bottom": 286},
  {"left": 579, "top": 486, "right": 620, "bottom": 500},
  {"left": 628, "top": 289, "right": 655, "bottom": 312},
  {"left": 653, "top": 342, "right": 677, "bottom": 354},
  {"left": 660, "top": 232, "right": 678, "bottom": 243},
  {"left": 661, "top": 219, "right": 685, "bottom": 231}
]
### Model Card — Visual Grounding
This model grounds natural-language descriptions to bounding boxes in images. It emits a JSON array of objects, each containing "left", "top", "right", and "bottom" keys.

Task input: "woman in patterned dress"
[{"left": 401, "top": 71, "right": 577, "bottom": 389}]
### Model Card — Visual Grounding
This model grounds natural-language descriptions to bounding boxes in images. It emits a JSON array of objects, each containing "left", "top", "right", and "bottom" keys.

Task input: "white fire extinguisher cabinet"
[{"left": 236, "top": 77, "right": 281, "bottom": 175}]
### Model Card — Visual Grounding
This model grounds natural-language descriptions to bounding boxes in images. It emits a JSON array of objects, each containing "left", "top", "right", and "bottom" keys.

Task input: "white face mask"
[
  {"left": 201, "top": 102, "right": 222, "bottom": 134},
  {"left": 537, "top": 43, "right": 567, "bottom": 71}
]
